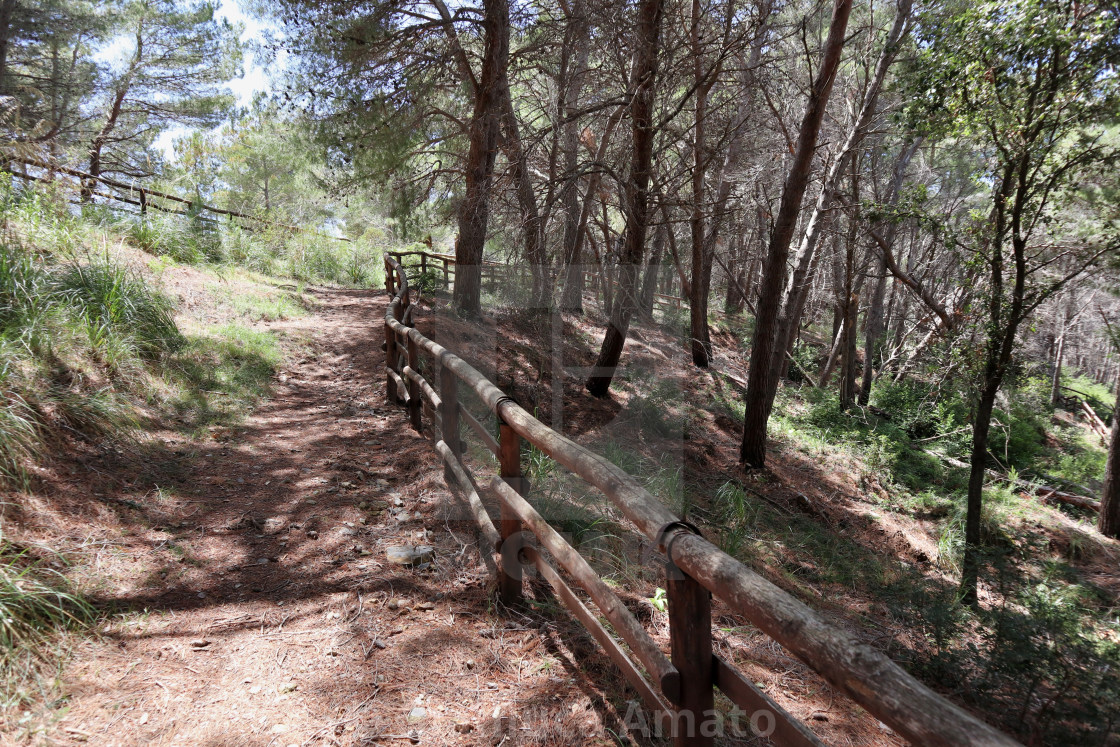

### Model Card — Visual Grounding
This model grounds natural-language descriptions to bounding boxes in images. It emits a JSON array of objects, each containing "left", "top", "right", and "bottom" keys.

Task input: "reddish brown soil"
[
  {"left": 2, "top": 288, "right": 642, "bottom": 746},
  {"left": 16, "top": 279, "right": 1098, "bottom": 745}
]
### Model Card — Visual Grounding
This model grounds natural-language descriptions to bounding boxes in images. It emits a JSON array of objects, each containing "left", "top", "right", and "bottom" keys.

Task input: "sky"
[
  {"left": 217, "top": 0, "right": 272, "bottom": 108},
  {"left": 150, "top": 0, "right": 276, "bottom": 159}
]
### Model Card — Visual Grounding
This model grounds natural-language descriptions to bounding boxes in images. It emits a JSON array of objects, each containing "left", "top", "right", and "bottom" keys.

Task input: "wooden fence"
[
  {"left": 4, "top": 155, "right": 351, "bottom": 242},
  {"left": 382, "top": 255, "right": 1019, "bottom": 746},
  {"left": 388, "top": 249, "right": 685, "bottom": 311}
]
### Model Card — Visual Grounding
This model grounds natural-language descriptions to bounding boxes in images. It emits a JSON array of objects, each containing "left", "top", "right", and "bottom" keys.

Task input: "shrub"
[{"left": 52, "top": 261, "right": 183, "bottom": 357}]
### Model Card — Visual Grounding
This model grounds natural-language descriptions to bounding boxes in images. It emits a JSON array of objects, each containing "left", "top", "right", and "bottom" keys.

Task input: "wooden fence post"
[
  {"left": 407, "top": 334, "right": 421, "bottom": 431},
  {"left": 498, "top": 422, "right": 525, "bottom": 607},
  {"left": 440, "top": 357, "right": 460, "bottom": 464},
  {"left": 442, "top": 258, "right": 450, "bottom": 288},
  {"left": 386, "top": 259, "right": 402, "bottom": 405},
  {"left": 667, "top": 560, "right": 714, "bottom": 746}
]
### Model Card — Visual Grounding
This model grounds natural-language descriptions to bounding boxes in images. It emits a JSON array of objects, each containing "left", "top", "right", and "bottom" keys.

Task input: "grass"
[
  {"left": 163, "top": 324, "right": 281, "bottom": 433},
  {"left": 111, "top": 210, "right": 386, "bottom": 290},
  {"left": 0, "top": 183, "right": 319, "bottom": 481},
  {"left": 205, "top": 276, "right": 310, "bottom": 322},
  {"left": 53, "top": 261, "right": 183, "bottom": 357},
  {"left": 0, "top": 235, "right": 182, "bottom": 483},
  {"left": 0, "top": 533, "right": 96, "bottom": 704}
]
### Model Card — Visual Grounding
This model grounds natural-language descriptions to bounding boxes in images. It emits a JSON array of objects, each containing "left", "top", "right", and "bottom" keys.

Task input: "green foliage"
[
  {"left": 52, "top": 262, "right": 183, "bottom": 357},
  {"left": 937, "top": 482, "right": 1018, "bottom": 574},
  {"left": 87, "top": 0, "right": 241, "bottom": 174},
  {"left": 111, "top": 209, "right": 383, "bottom": 289},
  {"left": 0, "top": 534, "right": 95, "bottom": 680},
  {"left": 986, "top": 379, "right": 1050, "bottom": 471},
  {"left": 164, "top": 324, "right": 280, "bottom": 431},
  {"left": 908, "top": 566, "right": 1120, "bottom": 744},
  {"left": 871, "top": 380, "right": 969, "bottom": 447},
  {"left": 785, "top": 342, "right": 818, "bottom": 385},
  {"left": 1045, "top": 429, "right": 1107, "bottom": 492}
]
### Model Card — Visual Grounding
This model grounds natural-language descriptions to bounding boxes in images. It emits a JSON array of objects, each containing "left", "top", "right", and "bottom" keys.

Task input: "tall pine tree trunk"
[
  {"left": 1100, "top": 370, "right": 1120, "bottom": 538},
  {"left": 454, "top": 0, "right": 510, "bottom": 315},
  {"left": 498, "top": 81, "right": 547, "bottom": 307},
  {"left": 0, "top": 0, "right": 17, "bottom": 95},
  {"left": 763, "top": 0, "right": 912, "bottom": 405},
  {"left": 739, "top": 0, "right": 852, "bottom": 467},
  {"left": 557, "top": 1, "right": 592, "bottom": 311},
  {"left": 586, "top": 0, "right": 666, "bottom": 397}
]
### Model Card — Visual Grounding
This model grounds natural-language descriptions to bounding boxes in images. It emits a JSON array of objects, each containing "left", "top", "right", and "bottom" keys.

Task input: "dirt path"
[{"left": 22, "top": 288, "right": 624, "bottom": 747}]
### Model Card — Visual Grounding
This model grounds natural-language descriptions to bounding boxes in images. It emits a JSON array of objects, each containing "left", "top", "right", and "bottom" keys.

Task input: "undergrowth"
[
  {"left": 0, "top": 188, "right": 183, "bottom": 484},
  {"left": 0, "top": 533, "right": 95, "bottom": 704},
  {"left": 104, "top": 206, "right": 384, "bottom": 289},
  {"left": 739, "top": 368, "right": 1118, "bottom": 743}
]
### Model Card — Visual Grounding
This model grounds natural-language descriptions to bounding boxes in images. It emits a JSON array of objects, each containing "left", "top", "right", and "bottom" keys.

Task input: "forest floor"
[
  {"left": 3, "top": 280, "right": 669, "bottom": 747},
  {"left": 6, "top": 268, "right": 1116, "bottom": 746}
]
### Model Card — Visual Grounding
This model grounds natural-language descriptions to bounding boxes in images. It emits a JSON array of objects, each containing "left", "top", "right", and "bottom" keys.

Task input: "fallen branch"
[{"left": 939, "top": 455, "right": 1100, "bottom": 513}]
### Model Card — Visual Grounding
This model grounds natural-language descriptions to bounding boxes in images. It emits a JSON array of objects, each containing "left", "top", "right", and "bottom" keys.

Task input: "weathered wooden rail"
[
  {"left": 6, "top": 156, "right": 351, "bottom": 242},
  {"left": 388, "top": 249, "right": 685, "bottom": 311},
  {"left": 382, "top": 254, "right": 1019, "bottom": 746}
]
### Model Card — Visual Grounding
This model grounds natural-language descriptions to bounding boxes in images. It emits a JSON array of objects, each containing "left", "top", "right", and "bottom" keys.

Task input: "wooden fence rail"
[
  {"left": 382, "top": 254, "right": 1019, "bottom": 747},
  {"left": 388, "top": 249, "right": 685, "bottom": 311},
  {"left": 4, "top": 155, "right": 351, "bottom": 242}
]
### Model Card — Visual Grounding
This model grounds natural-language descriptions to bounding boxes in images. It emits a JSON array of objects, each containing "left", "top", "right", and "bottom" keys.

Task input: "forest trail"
[{"left": 26, "top": 288, "right": 619, "bottom": 747}]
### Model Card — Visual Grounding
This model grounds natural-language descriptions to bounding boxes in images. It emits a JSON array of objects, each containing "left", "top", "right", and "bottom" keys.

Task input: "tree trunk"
[
  {"left": 840, "top": 180, "right": 860, "bottom": 408},
  {"left": 839, "top": 291, "right": 860, "bottom": 409},
  {"left": 739, "top": 0, "right": 852, "bottom": 468},
  {"left": 557, "top": 0, "right": 592, "bottom": 311},
  {"left": 498, "top": 80, "right": 547, "bottom": 307},
  {"left": 639, "top": 222, "right": 666, "bottom": 319},
  {"left": 960, "top": 377, "right": 999, "bottom": 606},
  {"left": 1050, "top": 331, "right": 1066, "bottom": 406},
  {"left": 960, "top": 164, "right": 1021, "bottom": 608},
  {"left": 859, "top": 138, "right": 922, "bottom": 404},
  {"left": 0, "top": 0, "right": 18, "bottom": 94},
  {"left": 686, "top": 0, "right": 732, "bottom": 367},
  {"left": 586, "top": 0, "right": 666, "bottom": 397},
  {"left": 84, "top": 23, "right": 145, "bottom": 202},
  {"left": 765, "top": 0, "right": 912, "bottom": 405},
  {"left": 687, "top": 21, "right": 771, "bottom": 355},
  {"left": 453, "top": 0, "right": 510, "bottom": 315},
  {"left": 1100, "top": 371, "right": 1120, "bottom": 538}
]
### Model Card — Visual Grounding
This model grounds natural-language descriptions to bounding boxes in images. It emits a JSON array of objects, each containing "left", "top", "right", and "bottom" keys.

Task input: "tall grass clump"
[
  {"left": 53, "top": 262, "right": 183, "bottom": 357},
  {"left": 0, "top": 534, "right": 94, "bottom": 679},
  {"left": 0, "top": 185, "right": 186, "bottom": 482}
]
